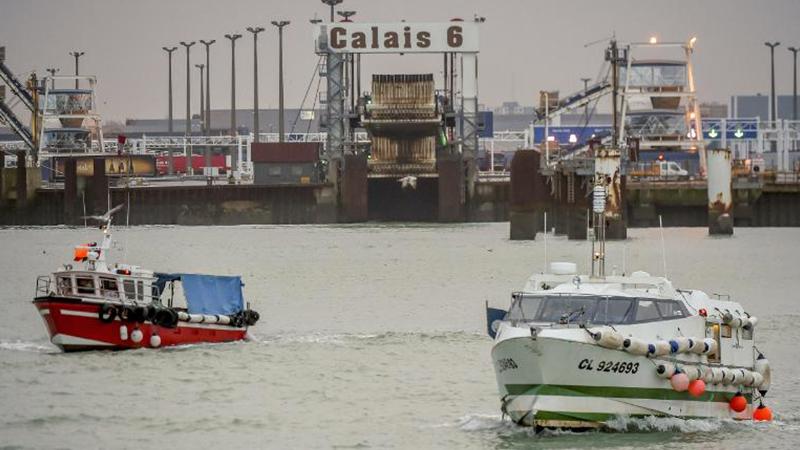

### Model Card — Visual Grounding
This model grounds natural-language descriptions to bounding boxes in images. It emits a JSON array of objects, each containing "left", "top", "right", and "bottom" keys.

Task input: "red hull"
[{"left": 33, "top": 298, "right": 247, "bottom": 352}]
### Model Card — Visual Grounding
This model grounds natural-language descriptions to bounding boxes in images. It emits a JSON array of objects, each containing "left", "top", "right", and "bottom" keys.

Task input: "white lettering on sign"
[{"left": 315, "top": 22, "right": 478, "bottom": 54}]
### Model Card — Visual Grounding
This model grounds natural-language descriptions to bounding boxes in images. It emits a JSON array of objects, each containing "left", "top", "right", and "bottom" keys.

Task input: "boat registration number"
[{"left": 578, "top": 358, "right": 639, "bottom": 374}]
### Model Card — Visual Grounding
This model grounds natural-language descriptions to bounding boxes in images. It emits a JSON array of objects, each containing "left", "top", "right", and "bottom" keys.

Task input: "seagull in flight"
[
  {"left": 81, "top": 204, "right": 125, "bottom": 223},
  {"left": 398, "top": 176, "right": 417, "bottom": 190}
]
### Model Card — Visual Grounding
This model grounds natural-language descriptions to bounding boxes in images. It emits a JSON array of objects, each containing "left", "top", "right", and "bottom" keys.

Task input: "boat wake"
[
  {"left": 452, "top": 413, "right": 783, "bottom": 437},
  {"left": 605, "top": 415, "right": 731, "bottom": 433},
  {"left": 254, "top": 330, "right": 485, "bottom": 346},
  {"left": 0, "top": 339, "right": 56, "bottom": 353}
]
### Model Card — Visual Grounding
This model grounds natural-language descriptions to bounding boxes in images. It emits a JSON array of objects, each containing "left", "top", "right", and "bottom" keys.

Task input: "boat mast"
[{"left": 591, "top": 179, "right": 607, "bottom": 278}]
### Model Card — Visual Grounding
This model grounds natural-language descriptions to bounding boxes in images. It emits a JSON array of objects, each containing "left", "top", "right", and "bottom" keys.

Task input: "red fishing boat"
[{"left": 33, "top": 205, "right": 259, "bottom": 352}]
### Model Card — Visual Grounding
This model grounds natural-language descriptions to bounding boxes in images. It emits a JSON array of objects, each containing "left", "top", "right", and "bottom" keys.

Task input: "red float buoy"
[
  {"left": 753, "top": 404, "right": 773, "bottom": 421},
  {"left": 729, "top": 394, "right": 748, "bottom": 413},
  {"left": 688, "top": 379, "right": 706, "bottom": 397}
]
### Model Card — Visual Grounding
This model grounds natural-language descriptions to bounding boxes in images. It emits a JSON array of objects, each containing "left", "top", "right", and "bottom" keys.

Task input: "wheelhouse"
[{"left": 39, "top": 268, "right": 158, "bottom": 303}]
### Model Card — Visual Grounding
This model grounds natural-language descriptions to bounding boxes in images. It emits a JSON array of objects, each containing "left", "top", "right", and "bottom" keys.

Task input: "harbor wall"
[
  {"left": 0, "top": 184, "right": 337, "bottom": 226},
  {"left": 1, "top": 175, "right": 800, "bottom": 227}
]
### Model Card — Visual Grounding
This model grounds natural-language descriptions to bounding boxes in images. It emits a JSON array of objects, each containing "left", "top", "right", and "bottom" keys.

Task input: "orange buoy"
[
  {"left": 753, "top": 404, "right": 773, "bottom": 421},
  {"left": 688, "top": 379, "right": 706, "bottom": 397},
  {"left": 729, "top": 394, "right": 748, "bottom": 413}
]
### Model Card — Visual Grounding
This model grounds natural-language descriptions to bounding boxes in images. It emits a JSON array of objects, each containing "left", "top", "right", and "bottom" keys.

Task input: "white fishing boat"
[{"left": 486, "top": 170, "right": 773, "bottom": 431}]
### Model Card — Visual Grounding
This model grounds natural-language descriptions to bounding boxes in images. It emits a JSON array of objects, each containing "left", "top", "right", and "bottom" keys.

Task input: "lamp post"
[
  {"left": 271, "top": 20, "right": 290, "bottom": 143},
  {"left": 199, "top": 40, "right": 215, "bottom": 134},
  {"left": 69, "top": 51, "right": 84, "bottom": 89},
  {"left": 321, "top": 0, "right": 343, "bottom": 22},
  {"left": 337, "top": 11, "right": 355, "bottom": 114},
  {"left": 224, "top": 33, "right": 242, "bottom": 137},
  {"left": 162, "top": 47, "right": 178, "bottom": 135},
  {"left": 195, "top": 64, "right": 205, "bottom": 124},
  {"left": 45, "top": 68, "right": 59, "bottom": 89},
  {"left": 246, "top": 26, "right": 265, "bottom": 142},
  {"left": 765, "top": 42, "right": 780, "bottom": 123},
  {"left": 789, "top": 46, "right": 798, "bottom": 121},
  {"left": 180, "top": 41, "right": 196, "bottom": 138}
]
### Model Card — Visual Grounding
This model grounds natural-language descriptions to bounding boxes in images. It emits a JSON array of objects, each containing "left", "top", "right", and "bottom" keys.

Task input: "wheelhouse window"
[
  {"left": 123, "top": 279, "right": 136, "bottom": 301},
  {"left": 506, "top": 294, "right": 689, "bottom": 325},
  {"left": 635, "top": 300, "right": 661, "bottom": 322},
  {"left": 99, "top": 277, "right": 119, "bottom": 298},
  {"left": 57, "top": 276, "right": 73, "bottom": 295},
  {"left": 75, "top": 277, "right": 96, "bottom": 296},
  {"left": 593, "top": 297, "right": 635, "bottom": 324}
]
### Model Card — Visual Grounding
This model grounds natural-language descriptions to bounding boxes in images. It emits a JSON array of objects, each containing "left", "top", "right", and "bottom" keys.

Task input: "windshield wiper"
[{"left": 559, "top": 306, "right": 585, "bottom": 325}]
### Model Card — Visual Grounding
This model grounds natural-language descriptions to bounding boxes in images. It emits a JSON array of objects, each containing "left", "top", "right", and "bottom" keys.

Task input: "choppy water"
[{"left": 1, "top": 224, "right": 799, "bottom": 449}]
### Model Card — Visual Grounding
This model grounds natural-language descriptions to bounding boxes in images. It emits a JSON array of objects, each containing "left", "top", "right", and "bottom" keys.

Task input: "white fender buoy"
[
  {"left": 750, "top": 372, "right": 765, "bottom": 388},
  {"left": 684, "top": 366, "right": 702, "bottom": 381},
  {"left": 740, "top": 370, "right": 755, "bottom": 386},
  {"left": 651, "top": 341, "right": 672, "bottom": 357},
  {"left": 656, "top": 362, "right": 677, "bottom": 379},
  {"left": 149, "top": 333, "right": 161, "bottom": 348},
  {"left": 743, "top": 316, "right": 758, "bottom": 331},
  {"left": 701, "top": 366, "right": 714, "bottom": 383},
  {"left": 672, "top": 337, "right": 692, "bottom": 354},
  {"left": 177, "top": 311, "right": 190, "bottom": 321},
  {"left": 591, "top": 327, "right": 624, "bottom": 349},
  {"left": 216, "top": 315, "right": 232, "bottom": 325},
  {"left": 623, "top": 337, "right": 650, "bottom": 356},
  {"left": 721, "top": 311, "right": 734, "bottom": 324},
  {"left": 721, "top": 368, "right": 736, "bottom": 385},
  {"left": 119, "top": 325, "right": 129, "bottom": 341},
  {"left": 188, "top": 314, "right": 204, "bottom": 323},
  {"left": 730, "top": 316, "right": 743, "bottom": 328},
  {"left": 755, "top": 355, "right": 771, "bottom": 394},
  {"left": 711, "top": 367, "right": 724, "bottom": 384},
  {"left": 688, "top": 338, "right": 705, "bottom": 354},
  {"left": 130, "top": 328, "right": 143, "bottom": 343},
  {"left": 203, "top": 314, "right": 217, "bottom": 323},
  {"left": 702, "top": 338, "right": 717, "bottom": 356}
]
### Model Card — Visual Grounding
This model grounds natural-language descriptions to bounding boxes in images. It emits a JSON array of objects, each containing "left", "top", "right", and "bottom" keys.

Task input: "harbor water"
[{"left": 1, "top": 224, "right": 799, "bottom": 449}]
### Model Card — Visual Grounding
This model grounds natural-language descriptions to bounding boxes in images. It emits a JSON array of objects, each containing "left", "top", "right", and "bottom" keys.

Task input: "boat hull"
[
  {"left": 492, "top": 334, "right": 753, "bottom": 429},
  {"left": 33, "top": 297, "right": 248, "bottom": 352}
]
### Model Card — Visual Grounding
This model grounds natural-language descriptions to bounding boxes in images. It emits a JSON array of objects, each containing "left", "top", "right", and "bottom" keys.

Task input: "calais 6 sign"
[{"left": 316, "top": 22, "right": 479, "bottom": 54}]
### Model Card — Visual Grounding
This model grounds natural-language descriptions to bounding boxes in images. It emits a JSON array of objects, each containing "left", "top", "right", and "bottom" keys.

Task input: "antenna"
[
  {"left": 659, "top": 215, "right": 668, "bottom": 278},
  {"left": 622, "top": 240, "right": 627, "bottom": 275}
]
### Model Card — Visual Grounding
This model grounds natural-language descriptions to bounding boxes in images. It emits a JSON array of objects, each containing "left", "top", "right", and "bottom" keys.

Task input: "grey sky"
[{"left": 1, "top": 0, "right": 798, "bottom": 121}]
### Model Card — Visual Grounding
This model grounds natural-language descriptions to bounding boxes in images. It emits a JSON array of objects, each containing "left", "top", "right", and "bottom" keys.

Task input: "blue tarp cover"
[{"left": 154, "top": 273, "right": 244, "bottom": 315}]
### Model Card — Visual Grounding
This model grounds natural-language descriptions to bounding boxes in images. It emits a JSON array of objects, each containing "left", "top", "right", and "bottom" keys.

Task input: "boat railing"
[{"left": 35, "top": 275, "right": 52, "bottom": 297}]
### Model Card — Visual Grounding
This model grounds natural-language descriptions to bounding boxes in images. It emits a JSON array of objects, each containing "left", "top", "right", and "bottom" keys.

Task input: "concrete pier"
[
  {"left": 509, "top": 150, "right": 548, "bottom": 239},
  {"left": 0, "top": 150, "right": 4, "bottom": 206},
  {"left": 707, "top": 148, "right": 733, "bottom": 235},
  {"left": 63, "top": 158, "right": 78, "bottom": 224},
  {"left": 438, "top": 156, "right": 464, "bottom": 222},
  {"left": 341, "top": 154, "right": 368, "bottom": 222},
  {"left": 91, "top": 157, "right": 108, "bottom": 214},
  {"left": 15, "top": 151, "right": 27, "bottom": 206}
]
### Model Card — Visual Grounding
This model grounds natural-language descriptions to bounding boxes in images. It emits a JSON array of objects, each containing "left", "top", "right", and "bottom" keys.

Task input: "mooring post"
[
  {"left": 64, "top": 158, "right": 78, "bottom": 224},
  {"left": 707, "top": 148, "right": 733, "bottom": 235},
  {"left": 15, "top": 151, "right": 27, "bottom": 206},
  {"left": 92, "top": 157, "right": 108, "bottom": 215}
]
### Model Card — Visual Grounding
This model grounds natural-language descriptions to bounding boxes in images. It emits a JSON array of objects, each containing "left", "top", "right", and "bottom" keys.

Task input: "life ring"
[{"left": 99, "top": 303, "right": 117, "bottom": 323}]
